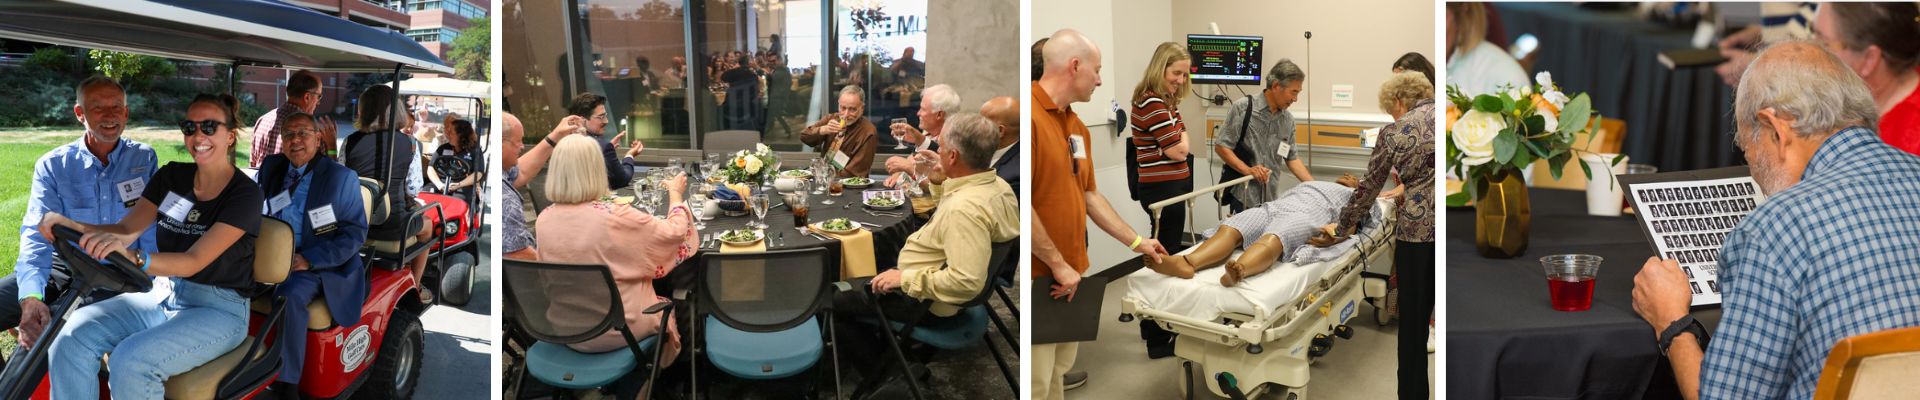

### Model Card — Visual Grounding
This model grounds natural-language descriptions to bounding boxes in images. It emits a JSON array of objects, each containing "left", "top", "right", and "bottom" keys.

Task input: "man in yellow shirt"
[{"left": 856, "top": 113, "right": 1018, "bottom": 316}]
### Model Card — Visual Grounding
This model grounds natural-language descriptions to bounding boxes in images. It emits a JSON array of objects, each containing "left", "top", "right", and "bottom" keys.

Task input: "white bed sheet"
[{"left": 1126, "top": 200, "right": 1393, "bottom": 321}]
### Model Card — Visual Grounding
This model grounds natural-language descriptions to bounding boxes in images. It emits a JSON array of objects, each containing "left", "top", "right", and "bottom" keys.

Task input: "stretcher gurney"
[{"left": 1120, "top": 177, "right": 1398, "bottom": 399}]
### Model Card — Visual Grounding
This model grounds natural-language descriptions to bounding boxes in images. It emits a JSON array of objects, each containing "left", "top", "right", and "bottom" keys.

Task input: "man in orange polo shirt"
[{"left": 1030, "top": 28, "right": 1169, "bottom": 400}]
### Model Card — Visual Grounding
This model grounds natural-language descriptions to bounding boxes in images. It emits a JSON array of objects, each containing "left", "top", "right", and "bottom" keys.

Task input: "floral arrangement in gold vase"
[{"left": 1445, "top": 72, "right": 1621, "bottom": 258}]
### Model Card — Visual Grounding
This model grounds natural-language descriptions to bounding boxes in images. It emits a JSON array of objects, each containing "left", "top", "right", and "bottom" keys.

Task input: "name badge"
[
  {"left": 268, "top": 192, "right": 292, "bottom": 214},
  {"left": 1069, "top": 135, "right": 1088, "bottom": 160},
  {"left": 1275, "top": 142, "right": 1293, "bottom": 159},
  {"left": 160, "top": 192, "right": 193, "bottom": 223},
  {"left": 832, "top": 150, "right": 851, "bottom": 170},
  {"left": 308, "top": 205, "right": 338, "bottom": 235},
  {"left": 116, "top": 178, "right": 145, "bottom": 208}
]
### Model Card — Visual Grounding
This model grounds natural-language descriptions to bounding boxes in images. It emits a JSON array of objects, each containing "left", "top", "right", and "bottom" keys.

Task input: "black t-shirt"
[{"left": 144, "top": 163, "right": 261, "bottom": 294}]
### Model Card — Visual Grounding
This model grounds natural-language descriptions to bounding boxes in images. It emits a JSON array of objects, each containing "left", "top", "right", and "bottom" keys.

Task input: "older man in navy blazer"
[{"left": 257, "top": 112, "right": 368, "bottom": 388}]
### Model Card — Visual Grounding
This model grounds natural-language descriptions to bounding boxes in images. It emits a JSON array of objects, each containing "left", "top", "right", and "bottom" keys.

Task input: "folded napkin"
[
  {"left": 810, "top": 225, "right": 876, "bottom": 279},
  {"left": 717, "top": 231, "right": 767, "bottom": 301},
  {"left": 711, "top": 187, "right": 746, "bottom": 212}
]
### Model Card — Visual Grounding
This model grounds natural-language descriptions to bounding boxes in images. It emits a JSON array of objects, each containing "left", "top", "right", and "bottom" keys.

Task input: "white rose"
[
  {"left": 1535, "top": 71, "right": 1557, "bottom": 91},
  {"left": 1543, "top": 90, "right": 1571, "bottom": 110},
  {"left": 1451, "top": 109, "right": 1506, "bottom": 167},
  {"left": 744, "top": 157, "right": 763, "bottom": 174}
]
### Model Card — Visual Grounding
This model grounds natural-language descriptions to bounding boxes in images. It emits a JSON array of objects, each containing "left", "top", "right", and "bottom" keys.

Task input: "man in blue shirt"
[
  {"left": 0, "top": 75, "right": 157, "bottom": 348},
  {"left": 1633, "top": 41, "right": 1920, "bottom": 400},
  {"left": 258, "top": 112, "right": 368, "bottom": 388}
]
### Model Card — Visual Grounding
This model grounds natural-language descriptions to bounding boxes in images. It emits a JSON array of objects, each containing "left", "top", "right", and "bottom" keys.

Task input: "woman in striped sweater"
[{"left": 1129, "top": 42, "right": 1196, "bottom": 359}]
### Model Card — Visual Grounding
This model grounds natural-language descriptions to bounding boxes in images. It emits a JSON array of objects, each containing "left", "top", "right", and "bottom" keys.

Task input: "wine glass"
[
  {"left": 635, "top": 188, "right": 657, "bottom": 214},
  {"left": 891, "top": 117, "right": 910, "bottom": 149},
  {"left": 666, "top": 157, "right": 684, "bottom": 178},
  {"left": 748, "top": 192, "right": 771, "bottom": 230},
  {"left": 689, "top": 195, "right": 708, "bottom": 231}
]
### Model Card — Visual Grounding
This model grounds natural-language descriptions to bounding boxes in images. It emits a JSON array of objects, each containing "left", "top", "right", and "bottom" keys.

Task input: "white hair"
[
  {"left": 1733, "top": 40, "right": 1879, "bottom": 144},
  {"left": 922, "top": 84, "right": 961, "bottom": 114}
]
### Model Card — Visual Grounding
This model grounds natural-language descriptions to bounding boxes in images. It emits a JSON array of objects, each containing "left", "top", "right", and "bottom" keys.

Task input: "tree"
[
  {"left": 447, "top": 17, "right": 490, "bottom": 81},
  {"left": 87, "top": 50, "right": 175, "bottom": 89}
]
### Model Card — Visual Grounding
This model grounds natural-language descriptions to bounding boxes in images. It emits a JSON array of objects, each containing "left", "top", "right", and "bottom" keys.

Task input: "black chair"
[
  {"left": 689, "top": 247, "right": 842, "bottom": 400},
  {"left": 503, "top": 259, "right": 673, "bottom": 399},
  {"left": 853, "top": 239, "right": 1020, "bottom": 399}
]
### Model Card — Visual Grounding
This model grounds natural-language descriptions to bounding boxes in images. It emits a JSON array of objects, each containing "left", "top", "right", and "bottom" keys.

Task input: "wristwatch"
[
  {"left": 544, "top": 136, "right": 557, "bottom": 147},
  {"left": 1658, "top": 315, "right": 1710, "bottom": 356}
]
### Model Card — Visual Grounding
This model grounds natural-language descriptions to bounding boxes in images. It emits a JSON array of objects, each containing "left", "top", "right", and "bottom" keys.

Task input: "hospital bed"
[{"left": 1120, "top": 176, "right": 1398, "bottom": 399}]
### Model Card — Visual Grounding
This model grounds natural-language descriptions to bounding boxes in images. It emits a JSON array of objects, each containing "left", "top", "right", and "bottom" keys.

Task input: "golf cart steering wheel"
[
  {"left": 431, "top": 154, "right": 472, "bottom": 190},
  {"left": 50, "top": 225, "right": 152, "bottom": 294}
]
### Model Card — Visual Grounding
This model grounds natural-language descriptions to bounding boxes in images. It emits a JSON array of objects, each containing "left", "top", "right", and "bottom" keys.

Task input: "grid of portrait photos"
[{"left": 1627, "top": 177, "right": 1769, "bottom": 306}]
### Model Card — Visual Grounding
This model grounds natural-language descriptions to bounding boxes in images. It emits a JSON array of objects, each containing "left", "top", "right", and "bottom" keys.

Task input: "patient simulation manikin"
[{"left": 1147, "top": 176, "right": 1360, "bottom": 286}]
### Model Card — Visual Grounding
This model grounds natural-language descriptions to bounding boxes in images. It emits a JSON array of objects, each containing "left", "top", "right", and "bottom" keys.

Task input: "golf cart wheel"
[
  {"left": 353, "top": 307, "right": 424, "bottom": 400},
  {"left": 438, "top": 252, "right": 477, "bottom": 306}
]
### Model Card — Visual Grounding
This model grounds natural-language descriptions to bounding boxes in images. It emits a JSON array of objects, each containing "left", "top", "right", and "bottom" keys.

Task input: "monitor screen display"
[{"left": 1188, "top": 34, "right": 1263, "bottom": 85}]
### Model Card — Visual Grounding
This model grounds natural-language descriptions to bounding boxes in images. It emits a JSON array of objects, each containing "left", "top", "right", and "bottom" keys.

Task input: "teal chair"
[
  {"left": 689, "top": 247, "right": 841, "bottom": 399},
  {"left": 851, "top": 239, "right": 1019, "bottom": 399},
  {"left": 504, "top": 260, "right": 672, "bottom": 399}
]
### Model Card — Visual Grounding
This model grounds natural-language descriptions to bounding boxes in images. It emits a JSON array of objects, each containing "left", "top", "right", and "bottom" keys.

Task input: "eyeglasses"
[
  {"left": 591, "top": 113, "right": 609, "bottom": 121},
  {"left": 178, "top": 120, "right": 227, "bottom": 136},
  {"left": 281, "top": 128, "right": 316, "bottom": 138}
]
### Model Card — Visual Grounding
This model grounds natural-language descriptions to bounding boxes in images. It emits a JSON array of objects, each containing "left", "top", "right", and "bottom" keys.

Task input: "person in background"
[
  {"left": 1632, "top": 40, "right": 1920, "bottom": 400},
  {"left": 1127, "top": 41, "right": 1197, "bottom": 360},
  {"left": 255, "top": 112, "right": 368, "bottom": 392},
  {"left": 1446, "top": 2, "right": 1529, "bottom": 96},
  {"left": 1030, "top": 29, "right": 1169, "bottom": 400},
  {"left": 342, "top": 85, "right": 434, "bottom": 303},
  {"left": 892, "top": 46, "right": 927, "bottom": 82},
  {"left": 250, "top": 70, "right": 335, "bottom": 168},
  {"left": 565, "top": 93, "right": 641, "bottom": 190},
  {"left": 1322, "top": 71, "right": 1437, "bottom": 400},
  {"left": 3, "top": 75, "right": 158, "bottom": 349},
  {"left": 536, "top": 134, "right": 692, "bottom": 363},
  {"left": 1811, "top": 3, "right": 1920, "bottom": 155},
  {"left": 801, "top": 85, "right": 879, "bottom": 178},
  {"left": 1032, "top": 39, "right": 1049, "bottom": 82},
  {"left": 1216, "top": 59, "right": 1312, "bottom": 213},
  {"left": 1393, "top": 52, "right": 1436, "bottom": 87},
  {"left": 426, "top": 115, "right": 481, "bottom": 199},
  {"left": 890, "top": 83, "right": 961, "bottom": 152},
  {"left": 980, "top": 96, "right": 1021, "bottom": 196}
]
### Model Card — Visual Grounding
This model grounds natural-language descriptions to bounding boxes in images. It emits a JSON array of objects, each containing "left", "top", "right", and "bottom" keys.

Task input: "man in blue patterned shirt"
[
  {"left": 0, "top": 75, "right": 158, "bottom": 348},
  {"left": 1633, "top": 41, "right": 1920, "bottom": 400}
]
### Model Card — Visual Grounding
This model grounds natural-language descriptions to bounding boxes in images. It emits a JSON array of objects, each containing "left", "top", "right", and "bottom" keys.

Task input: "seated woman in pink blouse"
[{"left": 535, "top": 135, "right": 696, "bottom": 361}]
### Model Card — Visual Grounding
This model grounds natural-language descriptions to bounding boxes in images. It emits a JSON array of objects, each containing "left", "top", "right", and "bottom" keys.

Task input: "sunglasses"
[
  {"left": 280, "top": 128, "right": 317, "bottom": 138},
  {"left": 179, "top": 120, "right": 227, "bottom": 136}
]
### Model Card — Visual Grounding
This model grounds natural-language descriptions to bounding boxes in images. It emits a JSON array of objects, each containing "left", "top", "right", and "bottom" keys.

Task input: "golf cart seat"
[
  {"left": 163, "top": 217, "right": 294, "bottom": 399},
  {"left": 247, "top": 295, "right": 336, "bottom": 331},
  {"left": 357, "top": 178, "right": 437, "bottom": 271}
]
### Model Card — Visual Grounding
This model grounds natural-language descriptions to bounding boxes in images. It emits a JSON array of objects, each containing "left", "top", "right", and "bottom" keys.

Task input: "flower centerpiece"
[
  {"left": 720, "top": 143, "right": 779, "bottom": 194},
  {"left": 1445, "top": 72, "right": 1621, "bottom": 258}
]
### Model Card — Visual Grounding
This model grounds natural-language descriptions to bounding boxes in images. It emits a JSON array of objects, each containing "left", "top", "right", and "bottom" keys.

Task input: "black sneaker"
[{"left": 1063, "top": 371, "right": 1088, "bottom": 391}]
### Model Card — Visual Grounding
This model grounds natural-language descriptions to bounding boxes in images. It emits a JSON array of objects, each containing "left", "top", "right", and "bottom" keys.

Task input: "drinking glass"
[
  {"left": 787, "top": 188, "right": 811, "bottom": 230},
  {"left": 748, "top": 193, "right": 771, "bottom": 229},
  {"left": 1540, "top": 254, "right": 1603, "bottom": 312},
  {"left": 891, "top": 117, "right": 911, "bottom": 149},
  {"left": 666, "top": 157, "right": 684, "bottom": 178},
  {"left": 689, "top": 196, "right": 707, "bottom": 231}
]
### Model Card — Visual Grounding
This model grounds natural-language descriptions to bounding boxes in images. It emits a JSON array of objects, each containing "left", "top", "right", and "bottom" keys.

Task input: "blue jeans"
[{"left": 50, "top": 277, "right": 248, "bottom": 399}]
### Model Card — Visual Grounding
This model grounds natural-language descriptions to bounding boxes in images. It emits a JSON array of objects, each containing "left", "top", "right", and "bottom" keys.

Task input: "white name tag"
[
  {"left": 308, "top": 205, "right": 338, "bottom": 233},
  {"left": 116, "top": 178, "right": 145, "bottom": 207},
  {"left": 1275, "top": 142, "right": 1293, "bottom": 159},
  {"left": 1069, "top": 135, "right": 1089, "bottom": 160},
  {"left": 268, "top": 192, "right": 292, "bottom": 214},
  {"left": 160, "top": 192, "right": 192, "bottom": 222},
  {"left": 832, "top": 150, "right": 851, "bottom": 169}
]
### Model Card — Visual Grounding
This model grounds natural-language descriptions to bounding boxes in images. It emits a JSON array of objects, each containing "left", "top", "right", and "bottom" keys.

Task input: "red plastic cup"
[{"left": 1540, "top": 254, "right": 1603, "bottom": 311}]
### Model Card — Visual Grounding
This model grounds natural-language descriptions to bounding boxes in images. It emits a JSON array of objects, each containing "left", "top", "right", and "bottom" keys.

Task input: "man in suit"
[
  {"left": 258, "top": 112, "right": 369, "bottom": 390},
  {"left": 981, "top": 96, "right": 1020, "bottom": 197}
]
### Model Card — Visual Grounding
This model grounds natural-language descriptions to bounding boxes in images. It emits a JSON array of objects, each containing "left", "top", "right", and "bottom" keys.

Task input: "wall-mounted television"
[{"left": 1187, "top": 34, "right": 1263, "bottom": 85}]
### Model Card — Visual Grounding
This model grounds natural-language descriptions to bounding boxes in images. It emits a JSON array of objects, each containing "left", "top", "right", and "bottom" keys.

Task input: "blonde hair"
[
  {"left": 543, "top": 135, "right": 610, "bottom": 204},
  {"left": 1449, "top": 3, "right": 1489, "bottom": 56},
  {"left": 1132, "top": 42, "right": 1193, "bottom": 105},
  {"left": 1377, "top": 71, "right": 1434, "bottom": 113}
]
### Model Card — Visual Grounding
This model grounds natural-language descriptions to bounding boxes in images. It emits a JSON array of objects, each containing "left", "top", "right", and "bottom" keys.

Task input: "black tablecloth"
[
  {"left": 1493, "top": 3, "right": 1742, "bottom": 172},
  {"left": 1446, "top": 189, "right": 1718, "bottom": 400},
  {"left": 613, "top": 186, "right": 918, "bottom": 292}
]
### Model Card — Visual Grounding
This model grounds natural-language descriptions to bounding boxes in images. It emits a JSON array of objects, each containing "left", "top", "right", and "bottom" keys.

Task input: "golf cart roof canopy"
[
  {"left": 398, "top": 77, "right": 490, "bottom": 100},
  {"left": 0, "top": 0, "right": 453, "bottom": 74}
]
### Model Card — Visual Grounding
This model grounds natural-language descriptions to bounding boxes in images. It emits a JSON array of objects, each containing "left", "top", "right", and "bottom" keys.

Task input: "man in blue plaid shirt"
[{"left": 1632, "top": 41, "right": 1920, "bottom": 400}]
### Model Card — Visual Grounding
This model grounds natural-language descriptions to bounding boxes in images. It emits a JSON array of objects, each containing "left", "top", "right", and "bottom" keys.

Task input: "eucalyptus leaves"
[{"left": 1446, "top": 72, "right": 1622, "bottom": 205}]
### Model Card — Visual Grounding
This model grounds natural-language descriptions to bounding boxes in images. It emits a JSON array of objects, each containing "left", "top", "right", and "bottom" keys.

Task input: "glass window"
[{"left": 835, "top": 0, "right": 926, "bottom": 156}]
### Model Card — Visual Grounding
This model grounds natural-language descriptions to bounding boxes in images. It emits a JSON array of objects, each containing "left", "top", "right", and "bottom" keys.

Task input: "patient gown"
[{"left": 1216, "top": 181, "right": 1355, "bottom": 264}]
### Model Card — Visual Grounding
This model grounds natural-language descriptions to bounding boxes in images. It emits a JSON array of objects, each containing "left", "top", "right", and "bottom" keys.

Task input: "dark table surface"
[
  {"left": 1493, "top": 3, "right": 1743, "bottom": 173},
  {"left": 1447, "top": 188, "right": 1719, "bottom": 400},
  {"left": 615, "top": 185, "right": 919, "bottom": 288}
]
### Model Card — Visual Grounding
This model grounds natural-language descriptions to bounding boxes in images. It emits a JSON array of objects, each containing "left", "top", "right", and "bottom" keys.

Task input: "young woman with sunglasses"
[{"left": 36, "top": 94, "right": 262, "bottom": 399}]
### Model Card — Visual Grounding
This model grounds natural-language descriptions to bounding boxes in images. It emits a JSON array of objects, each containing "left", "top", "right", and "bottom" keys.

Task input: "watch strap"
[{"left": 1659, "top": 315, "right": 1699, "bottom": 355}]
